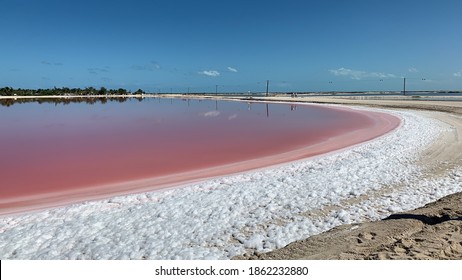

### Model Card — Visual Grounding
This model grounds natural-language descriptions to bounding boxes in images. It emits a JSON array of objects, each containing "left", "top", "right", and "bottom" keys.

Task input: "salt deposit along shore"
[
  {"left": 1, "top": 98, "right": 461, "bottom": 259},
  {"left": 237, "top": 97, "right": 462, "bottom": 260}
]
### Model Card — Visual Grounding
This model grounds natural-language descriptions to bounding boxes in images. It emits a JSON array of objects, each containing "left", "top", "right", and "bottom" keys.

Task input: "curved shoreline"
[
  {"left": 235, "top": 97, "right": 462, "bottom": 260},
  {"left": 0, "top": 103, "right": 399, "bottom": 216},
  {"left": 1, "top": 97, "right": 460, "bottom": 259}
]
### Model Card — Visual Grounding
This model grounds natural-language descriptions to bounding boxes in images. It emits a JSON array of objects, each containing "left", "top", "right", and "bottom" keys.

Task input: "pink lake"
[{"left": 0, "top": 98, "right": 400, "bottom": 214}]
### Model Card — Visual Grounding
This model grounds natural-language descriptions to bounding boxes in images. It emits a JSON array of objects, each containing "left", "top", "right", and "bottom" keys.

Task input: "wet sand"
[{"left": 232, "top": 96, "right": 462, "bottom": 260}]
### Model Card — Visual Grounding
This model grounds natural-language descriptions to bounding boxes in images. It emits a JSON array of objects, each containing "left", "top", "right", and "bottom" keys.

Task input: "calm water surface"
[{"left": 0, "top": 98, "right": 376, "bottom": 200}]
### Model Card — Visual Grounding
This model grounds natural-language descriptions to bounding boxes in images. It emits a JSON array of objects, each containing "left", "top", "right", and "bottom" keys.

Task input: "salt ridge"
[{"left": 1, "top": 107, "right": 460, "bottom": 259}]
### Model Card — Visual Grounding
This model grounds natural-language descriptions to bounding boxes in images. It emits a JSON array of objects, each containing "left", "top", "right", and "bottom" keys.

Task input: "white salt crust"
[{"left": 1, "top": 107, "right": 460, "bottom": 260}]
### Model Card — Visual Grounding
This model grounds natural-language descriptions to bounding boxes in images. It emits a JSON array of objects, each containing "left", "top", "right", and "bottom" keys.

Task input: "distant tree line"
[
  {"left": 0, "top": 96, "right": 145, "bottom": 107},
  {"left": 0, "top": 86, "right": 145, "bottom": 96}
]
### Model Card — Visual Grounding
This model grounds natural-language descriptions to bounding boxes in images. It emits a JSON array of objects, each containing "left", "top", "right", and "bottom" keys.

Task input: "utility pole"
[
  {"left": 266, "top": 80, "right": 269, "bottom": 97},
  {"left": 403, "top": 78, "right": 406, "bottom": 96},
  {"left": 215, "top": 85, "right": 218, "bottom": 95}
]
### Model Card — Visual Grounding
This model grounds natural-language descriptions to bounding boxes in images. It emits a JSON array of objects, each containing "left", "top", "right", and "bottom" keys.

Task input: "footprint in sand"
[{"left": 356, "top": 232, "right": 377, "bottom": 244}]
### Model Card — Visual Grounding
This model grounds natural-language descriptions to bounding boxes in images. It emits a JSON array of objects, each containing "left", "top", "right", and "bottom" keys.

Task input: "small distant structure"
[{"left": 403, "top": 78, "right": 406, "bottom": 95}]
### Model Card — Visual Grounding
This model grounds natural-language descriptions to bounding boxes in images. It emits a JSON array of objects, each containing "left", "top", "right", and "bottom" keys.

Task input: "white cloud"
[
  {"left": 408, "top": 67, "right": 419, "bottom": 73},
  {"left": 132, "top": 61, "right": 161, "bottom": 71},
  {"left": 453, "top": 70, "right": 462, "bottom": 77},
  {"left": 329, "top": 67, "right": 396, "bottom": 80},
  {"left": 88, "top": 67, "right": 110, "bottom": 74},
  {"left": 227, "top": 67, "right": 238, "bottom": 73},
  {"left": 199, "top": 70, "right": 220, "bottom": 77},
  {"left": 202, "top": 110, "right": 220, "bottom": 117}
]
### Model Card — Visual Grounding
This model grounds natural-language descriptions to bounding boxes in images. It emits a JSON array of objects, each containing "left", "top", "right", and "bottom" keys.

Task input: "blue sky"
[{"left": 1, "top": 0, "right": 462, "bottom": 92}]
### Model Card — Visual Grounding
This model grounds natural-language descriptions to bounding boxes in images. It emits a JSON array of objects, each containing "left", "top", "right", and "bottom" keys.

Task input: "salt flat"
[{"left": 3, "top": 104, "right": 461, "bottom": 259}]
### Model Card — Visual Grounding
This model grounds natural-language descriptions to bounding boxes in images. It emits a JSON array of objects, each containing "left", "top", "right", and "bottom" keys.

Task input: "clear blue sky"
[{"left": 1, "top": 0, "right": 462, "bottom": 92}]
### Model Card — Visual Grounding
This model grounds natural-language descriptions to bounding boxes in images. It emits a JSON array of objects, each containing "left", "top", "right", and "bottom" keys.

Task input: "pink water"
[{"left": 0, "top": 98, "right": 400, "bottom": 214}]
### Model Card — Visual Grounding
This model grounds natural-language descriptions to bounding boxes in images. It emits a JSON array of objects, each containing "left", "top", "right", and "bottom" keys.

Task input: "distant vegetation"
[
  {"left": 0, "top": 96, "right": 146, "bottom": 107},
  {"left": 0, "top": 86, "right": 145, "bottom": 97},
  {"left": 0, "top": 86, "right": 147, "bottom": 107}
]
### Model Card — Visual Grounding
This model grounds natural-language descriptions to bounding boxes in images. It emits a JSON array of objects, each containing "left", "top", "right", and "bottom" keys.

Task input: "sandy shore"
[{"left": 233, "top": 96, "right": 462, "bottom": 260}]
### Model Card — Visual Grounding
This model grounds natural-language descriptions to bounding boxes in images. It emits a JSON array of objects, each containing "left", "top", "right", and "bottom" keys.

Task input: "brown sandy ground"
[
  {"left": 231, "top": 96, "right": 462, "bottom": 260},
  {"left": 238, "top": 193, "right": 462, "bottom": 260}
]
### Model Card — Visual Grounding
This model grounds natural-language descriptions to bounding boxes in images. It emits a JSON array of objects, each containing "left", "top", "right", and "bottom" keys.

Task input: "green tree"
[
  {"left": 0, "top": 87, "right": 13, "bottom": 96},
  {"left": 98, "top": 87, "right": 107, "bottom": 95},
  {"left": 117, "top": 88, "right": 127, "bottom": 95},
  {"left": 84, "top": 87, "right": 96, "bottom": 95},
  {"left": 134, "top": 88, "right": 144, "bottom": 95}
]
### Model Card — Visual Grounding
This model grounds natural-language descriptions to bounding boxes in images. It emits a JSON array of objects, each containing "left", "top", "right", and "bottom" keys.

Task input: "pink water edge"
[{"left": 0, "top": 100, "right": 400, "bottom": 215}]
